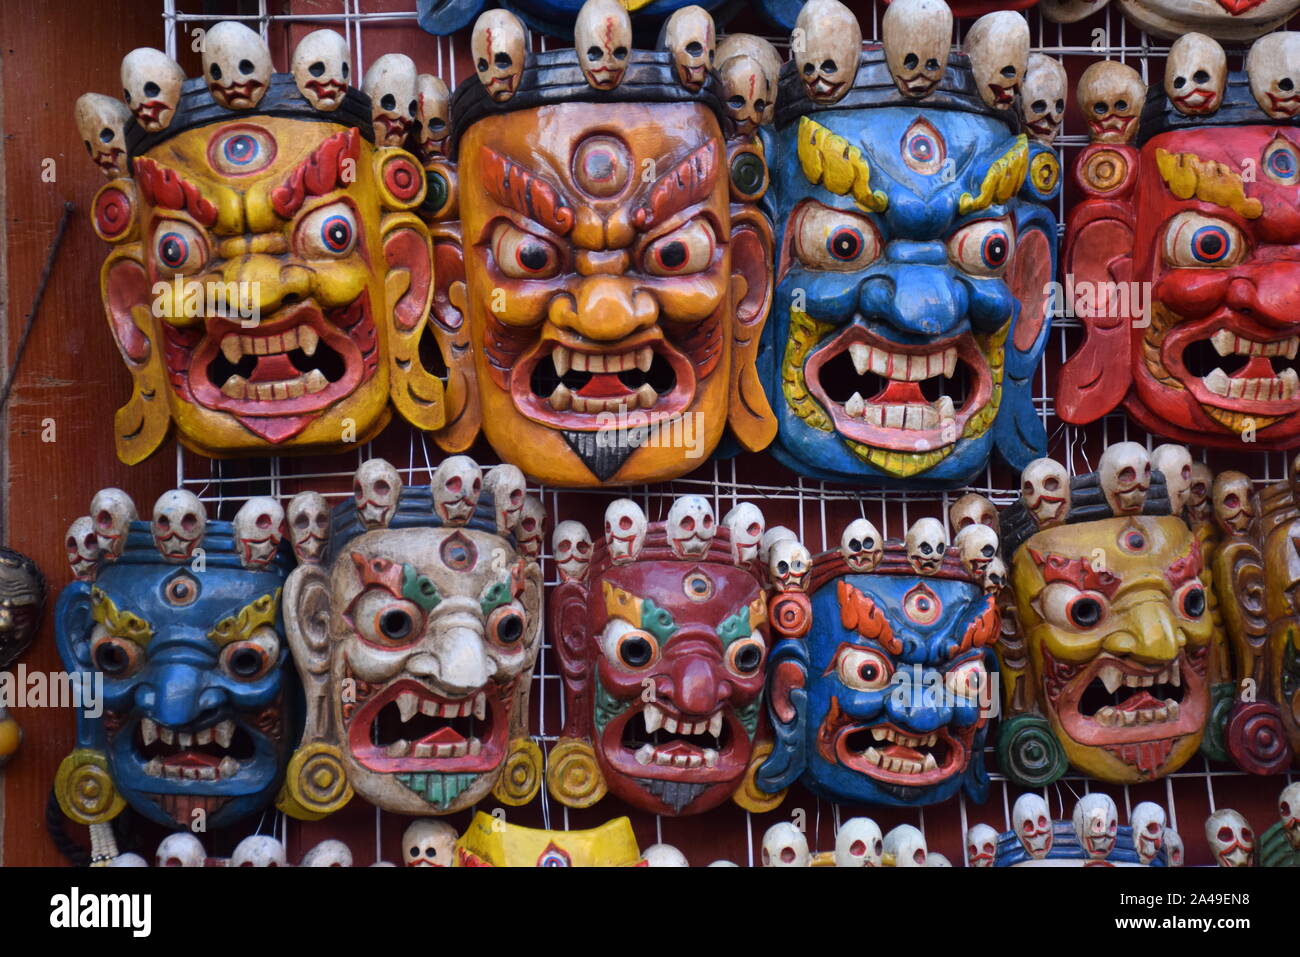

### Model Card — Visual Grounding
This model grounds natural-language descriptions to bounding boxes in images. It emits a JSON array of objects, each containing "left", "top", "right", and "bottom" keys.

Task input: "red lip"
[
  {"left": 214, "top": 79, "right": 265, "bottom": 107},
  {"left": 304, "top": 79, "right": 348, "bottom": 103},
  {"left": 602, "top": 701, "right": 748, "bottom": 784},
  {"left": 1088, "top": 115, "right": 1135, "bottom": 137},
  {"left": 1161, "top": 311, "right": 1300, "bottom": 416}
]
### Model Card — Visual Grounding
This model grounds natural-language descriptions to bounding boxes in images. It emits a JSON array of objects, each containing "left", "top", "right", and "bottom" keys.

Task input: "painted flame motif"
[{"left": 837, "top": 580, "right": 901, "bottom": 654}]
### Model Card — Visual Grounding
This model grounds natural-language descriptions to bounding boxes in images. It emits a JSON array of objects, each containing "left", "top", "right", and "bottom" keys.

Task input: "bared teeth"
[
  {"left": 636, "top": 347, "right": 653, "bottom": 372},
  {"left": 221, "top": 337, "right": 243, "bottom": 363},
  {"left": 141, "top": 718, "right": 158, "bottom": 747},
  {"left": 397, "top": 693, "right": 419, "bottom": 723},
  {"left": 298, "top": 326, "right": 319, "bottom": 356},
  {"left": 849, "top": 343, "right": 870, "bottom": 375},
  {"left": 549, "top": 383, "right": 573, "bottom": 411},
  {"left": 1209, "top": 330, "right": 1299, "bottom": 359},
  {"left": 304, "top": 370, "right": 328, "bottom": 394},
  {"left": 473, "top": 693, "right": 486, "bottom": 721},
  {"left": 552, "top": 346, "right": 571, "bottom": 376},
  {"left": 844, "top": 392, "right": 865, "bottom": 417},
  {"left": 707, "top": 711, "right": 723, "bottom": 738},
  {"left": 386, "top": 739, "right": 410, "bottom": 757},
  {"left": 214, "top": 720, "right": 234, "bottom": 749},
  {"left": 643, "top": 703, "right": 664, "bottom": 734},
  {"left": 636, "top": 384, "right": 657, "bottom": 409},
  {"left": 222, "top": 375, "right": 248, "bottom": 399}
]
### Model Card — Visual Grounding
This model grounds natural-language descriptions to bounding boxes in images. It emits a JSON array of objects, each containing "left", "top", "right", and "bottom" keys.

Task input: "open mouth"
[
  {"left": 515, "top": 334, "right": 695, "bottom": 429},
  {"left": 347, "top": 677, "right": 507, "bottom": 774},
  {"left": 93, "top": 148, "right": 124, "bottom": 174},
  {"left": 1146, "top": 305, "right": 1300, "bottom": 432},
  {"left": 1267, "top": 92, "right": 1300, "bottom": 116},
  {"left": 897, "top": 74, "right": 938, "bottom": 95},
  {"left": 304, "top": 79, "right": 348, "bottom": 104},
  {"left": 215, "top": 80, "right": 265, "bottom": 108},
  {"left": 808, "top": 77, "right": 845, "bottom": 98},
  {"left": 833, "top": 721, "right": 968, "bottom": 784},
  {"left": 988, "top": 83, "right": 1016, "bottom": 104},
  {"left": 1172, "top": 89, "right": 1217, "bottom": 111},
  {"left": 1088, "top": 115, "right": 1134, "bottom": 138},
  {"left": 132, "top": 717, "right": 257, "bottom": 783},
  {"left": 609, "top": 701, "right": 743, "bottom": 781}
]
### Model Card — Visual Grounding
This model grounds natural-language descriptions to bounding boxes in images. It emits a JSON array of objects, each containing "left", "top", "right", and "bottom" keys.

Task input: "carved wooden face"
[
  {"left": 97, "top": 116, "right": 441, "bottom": 460},
  {"left": 447, "top": 102, "right": 773, "bottom": 485},
  {"left": 1064, "top": 125, "right": 1300, "bottom": 447},
  {"left": 1112, "top": 0, "right": 1300, "bottom": 42},
  {"left": 552, "top": 548, "right": 770, "bottom": 815},
  {"left": 0, "top": 553, "right": 43, "bottom": 670},
  {"left": 1009, "top": 516, "right": 1216, "bottom": 782},
  {"left": 287, "top": 527, "right": 543, "bottom": 814}
]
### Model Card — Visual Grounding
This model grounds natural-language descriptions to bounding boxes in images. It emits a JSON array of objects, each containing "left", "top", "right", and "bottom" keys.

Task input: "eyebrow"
[
  {"left": 797, "top": 116, "right": 888, "bottom": 213},
  {"left": 270, "top": 127, "right": 362, "bottom": 219},
  {"left": 91, "top": 587, "right": 154, "bottom": 647},
  {"left": 208, "top": 591, "right": 281, "bottom": 647},
  {"left": 633, "top": 140, "right": 719, "bottom": 230},
  {"left": 958, "top": 135, "right": 1028, "bottom": 215},
  {"left": 1155, "top": 148, "right": 1264, "bottom": 220},
  {"left": 1028, "top": 549, "right": 1123, "bottom": 598},
  {"left": 1163, "top": 539, "right": 1203, "bottom": 589},
  {"left": 837, "top": 580, "right": 902, "bottom": 654},
  {"left": 480, "top": 146, "right": 575, "bottom": 235},
  {"left": 134, "top": 158, "right": 218, "bottom": 227}
]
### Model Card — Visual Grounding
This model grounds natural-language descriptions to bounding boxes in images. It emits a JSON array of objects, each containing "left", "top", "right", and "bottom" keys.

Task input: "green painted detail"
[
  {"left": 395, "top": 771, "right": 477, "bottom": 809},
  {"left": 479, "top": 580, "right": 513, "bottom": 617},
  {"left": 1200, "top": 681, "right": 1236, "bottom": 764},
  {"left": 736, "top": 697, "right": 762, "bottom": 740},
  {"left": 594, "top": 677, "right": 634, "bottom": 734},
  {"left": 997, "top": 713, "right": 1067, "bottom": 788},
  {"left": 401, "top": 564, "right": 441, "bottom": 611},
  {"left": 640, "top": 599, "right": 676, "bottom": 642},
  {"left": 1260, "top": 820, "right": 1300, "bottom": 867},
  {"left": 718, "top": 606, "right": 753, "bottom": 645},
  {"left": 1282, "top": 634, "right": 1299, "bottom": 702},
  {"left": 730, "top": 152, "right": 766, "bottom": 196}
]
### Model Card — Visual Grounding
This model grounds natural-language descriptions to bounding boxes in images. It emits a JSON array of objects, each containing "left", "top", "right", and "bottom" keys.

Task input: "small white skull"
[
  {"left": 156, "top": 832, "right": 206, "bottom": 867},
  {"left": 1151, "top": 445, "right": 1193, "bottom": 516},
  {"left": 287, "top": 491, "right": 330, "bottom": 564},
  {"left": 719, "top": 54, "right": 773, "bottom": 137},
  {"left": 1165, "top": 33, "right": 1226, "bottom": 117},
  {"left": 1279, "top": 781, "right": 1300, "bottom": 850},
  {"left": 925, "top": 852, "right": 953, "bottom": 867},
  {"left": 760, "top": 526, "right": 798, "bottom": 565},
  {"left": 769, "top": 538, "right": 811, "bottom": 592},
  {"left": 981, "top": 556, "right": 1007, "bottom": 595},
  {"left": 760, "top": 822, "right": 810, "bottom": 867},
  {"left": 1187, "top": 463, "right": 1213, "bottom": 525},
  {"left": 1212, "top": 471, "right": 1255, "bottom": 537},
  {"left": 1072, "top": 792, "right": 1118, "bottom": 861},
  {"left": 794, "top": 0, "right": 861, "bottom": 105},
  {"left": 66, "top": 516, "right": 101, "bottom": 581},
  {"left": 233, "top": 497, "right": 284, "bottom": 570},
  {"left": 722, "top": 502, "right": 764, "bottom": 566},
  {"left": 1164, "top": 828, "right": 1184, "bottom": 867},
  {"left": 403, "top": 819, "right": 458, "bottom": 867},
  {"left": 484, "top": 464, "right": 526, "bottom": 533},
  {"left": 120, "top": 47, "right": 185, "bottom": 133},
  {"left": 301, "top": 838, "right": 354, "bottom": 867},
  {"left": 1021, "top": 54, "right": 1067, "bottom": 144},
  {"left": 151, "top": 490, "right": 207, "bottom": 562},
  {"left": 472, "top": 9, "right": 527, "bottom": 103},
  {"left": 882, "top": 0, "right": 952, "bottom": 99},
  {"left": 1077, "top": 61, "right": 1144, "bottom": 145},
  {"left": 642, "top": 843, "right": 690, "bottom": 867},
  {"left": 575, "top": 0, "right": 632, "bottom": 91},
  {"left": 949, "top": 493, "right": 999, "bottom": 534},
  {"left": 955, "top": 523, "right": 999, "bottom": 578},
  {"left": 604, "top": 499, "right": 647, "bottom": 564},
  {"left": 201, "top": 21, "right": 272, "bottom": 111},
  {"left": 416, "top": 74, "right": 451, "bottom": 160},
  {"left": 516, "top": 497, "right": 546, "bottom": 562},
  {"left": 964, "top": 11, "right": 1028, "bottom": 110},
  {"left": 663, "top": 5, "right": 715, "bottom": 92},
  {"left": 883, "top": 824, "right": 927, "bottom": 867},
  {"left": 291, "top": 29, "right": 352, "bottom": 111},
  {"left": 834, "top": 816, "right": 882, "bottom": 867},
  {"left": 1247, "top": 32, "right": 1300, "bottom": 120},
  {"left": 552, "top": 520, "right": 593, "bottom": 583},
  {"left": 1205, "top": 809, "right": 1254, "bottom": 867},
  {"left": 840, "top": 518, "right": 883, "bottom": 573},
  {"left": 1013, "top": 792, "right": 1053, "bottom": 859},
  {"left": 362, "top": 53, "right": 418, "bottom": 147},
  {"left": 1099, "top": 442, "right": 1152, "bottom": 515},
  {"left": 966, "top": 823, "right": 1000, "bottom": 867},
  {"left": 904, "top": 517, "right": 947, "bottom": 574},
  {"left": 667, "top": 496, "right": 716, "bottom": 559},
  {"left": 231, "top": 835, "right": 287, "bottom": 867},
  {"left": 109, "top": 853, "right": 149, "bottom": 867},
  {"left": 1130, "top": 802, "right": 1167, "bottom": 866},
  {"left": 354, "top": 458, "right": 402, "bottom": 530},
  {"left": 1021, "top": 458, "right": 1070, "bottom": 528},
  {"left": 74, "top": 93, "right": 131, "bottom": 178},
  {"left": 90, "top": 488, "right": 138, "bottom": 560},
  {"left": 432, "top": 456, "right": 482, "bottom": 526}
]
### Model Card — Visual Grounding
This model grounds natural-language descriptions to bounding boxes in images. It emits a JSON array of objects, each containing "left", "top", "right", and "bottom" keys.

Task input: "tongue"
[
  {"left": 162, "top": 752, "right": 221, "bottom": 769},
  {"left": 1233, "top": 356, "right": 1274, "bottom": 379},
  {"left": 1116, "top": 689, "right": 1160, "bottom": 712},
  {"left": 871, "top": 380, "right": 926, "bottom": 405},
  {"left": 417, "top": 725, "right": 466, "bottom": 747},
  {"left": 248, "top": 354, "right": 298, "bottom": 383},
  {"left": 883, "top": 744, "right": 924, "bottom": 761},
  {"left": 654, "top": 739, "right": 703, "bottom": 756},
  {"left": 577, "top": 373, "right": 635, "bottom": 399}
]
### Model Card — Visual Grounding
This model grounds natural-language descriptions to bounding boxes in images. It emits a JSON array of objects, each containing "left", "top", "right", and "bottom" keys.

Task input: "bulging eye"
[
  {"left": 615, "top": 630, "right": 658, "bottom": 669},
  {"left": 350, "top": 590, "right": 425, "bottom": 647},
  {"left": 1263, "top": 136, "right": 1299, "bottom": 186},
  {"left": 209, "top": 125, "right": 276, "bottom": 175},
  {"left": 220, "top": 627, "right": 280, "bottom": 681},
  {"left": 643, "top": 219, "right": 715, "bottom": 276},
  {"left": 91, "top": 630, "right": 142, "bottom": 677},
  {"left": 903, "top": 584, "right": 942, "bottom": 625},
  {"left": 834, "top": 645, "right": 893, "bottom": 692},
  {"left": 298, "top": 202, "right": 358, "bottom": 258},
  {"left": 944, "top": 658, "right": 986, "bottom": 699},
  {"left": 493, "top": 222, "right": 561, "bottom": 279},
  {"left": 487, "top": 602, "right": 528, "bottom": 649},
  {"left": 1039, "top": 581, "right": 1109, "bottom": 631},
  {"left": 1163, "top": 211, "right": 1246, "bottom": 268},
  {"left": 947, "top": 217, "right": 1016, "bottom": 277},
  {"left": 793, "top": 203, "right": 882, "bottom": 271},
  {"left": 152, "top": 221, "right": 207, "bottom": 276},
  {"left": 726, "top": 636, "right": 766, "bottom": 676},
  {"left": 1174, "top": 581, "right": 1206, "bottom": 620}
]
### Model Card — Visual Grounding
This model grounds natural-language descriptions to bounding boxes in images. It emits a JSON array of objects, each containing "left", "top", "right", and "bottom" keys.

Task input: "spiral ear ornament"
[
  {"left": 55, "top": 749, "right": 126, "bottom": 825},
  {"left": 545, "top": 737, "right": 606, "bottom": 808},
  {"left": 492, "top": 736, "right": 543, "bottom": 805},
  {"left": 997, "top": 714, "right": 1068, "bottom": 788},
  {"left": 278, "top": 742, "right": 353, "bottom": 820},
  {"left": 733, "top": 741, "right": 786, "bottom": 813}
]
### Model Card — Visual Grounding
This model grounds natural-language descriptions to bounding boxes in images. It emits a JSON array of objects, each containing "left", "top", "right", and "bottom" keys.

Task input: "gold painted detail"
[
  {"left": 90, "top": 587, "right": 153, "bottom": 645},
  {"left": 783, "top": 310, "right": 835, "bottom": 432},
  {"left": 209, "top": 590, "right": 281, "bottom": 647},
  {"left": 959, "top": 136, "right": 1029, "bottom": 214},
  {"left": 797, "top": 117, "right": 888, "bottom": 213},
  {"left": 1155, "top": 149, "right": 1263, "bottom": 220}
]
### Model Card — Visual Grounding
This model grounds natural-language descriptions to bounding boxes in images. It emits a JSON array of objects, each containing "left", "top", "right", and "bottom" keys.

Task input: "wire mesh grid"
[{"left": 152, "top": 0, "right": 1295, "bottom": 866}]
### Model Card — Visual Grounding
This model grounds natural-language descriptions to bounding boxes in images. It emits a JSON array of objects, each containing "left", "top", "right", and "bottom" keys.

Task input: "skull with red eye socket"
[
  {"left": 552, "top": 520, "right": 593, "bottom": 584},
  {"left": 834, "top": 816, "right": 883, "bottom": 867},
  {"left": 834, "top": 644, "right": 894, "bottom": 693},
  {"left": 152, "top": 221, "right": 208, "bottom": 277},
  {"left": 666, "top": 496, "right": 716, "bottom": 560},
  {"left": 492, "top": 223, "right": 562, "bottom": 280},
  {"left": 643, "top": 220, "right": 716, "bottom": 277},
  {"left": 1013, "top": 792, "right": 1053, "bottom": 858},
  {"left": 516, "top": 497, "right": 546, "bottom": 562},
  {"left": 432, "top": 456, "right": 483, "bottom": 527},
  {"left": 66, "top": 516, "right": 102, "bottom": 581},
  {"left": 298, "top": 202, "right": 359, "bottom": 259},
  {"left": 1280, "top": 782, "right": 1300, "bottom": 850},
  {"left": 965, "top": 823, "right": 999, "bottom": 867},
  {"left": 220, "top": 626, "right": 281, "bottom": 682},
  {"left": 722, "top": 503, "right": 765, "bottom": 566},
  {"left": 1206, "top": 808, "right": 1254, "bottom": 867},
  {"left": 1130, "top": 802, "right": 1167, "bottom": 865},
  {"left": 792, "top": 202, "right": 882, "bottom": 272},
  {"left": 354, "top": 459, "right": 402, "bottom": 531},
  {"left": 947, "top": 217, "right": 1016, "bottom": 277}
]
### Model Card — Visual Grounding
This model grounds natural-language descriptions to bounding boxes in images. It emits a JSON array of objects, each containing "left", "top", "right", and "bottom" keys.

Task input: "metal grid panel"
[{"left": 155, "top": 0, "right": 1294, "bottom": 866}]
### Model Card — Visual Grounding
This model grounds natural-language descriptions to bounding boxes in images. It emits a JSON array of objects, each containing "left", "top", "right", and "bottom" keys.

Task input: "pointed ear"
[
  {"left": 283, "top": 564, "right": 333, "bottom": 744},
  {"left": 1057, "top": 195, "right": 1136, "bottom": 424},
  {"left": 726, "top": 205, "right": 776, "bottom": 451},
  {"left": 551, "top": 580, "right": 594, "bottom": 740},
  {"left": 428, "top": 222, "right": 483, "bottom": 452},
  {"left": 382, "top": 212, "right": 445, "bottom": 430},
  {"left": 756, "top": 650, "right": 808, "bottom": 793},
  {"left": 100, "top": 246, "right": 171, "bottom": 464}
]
